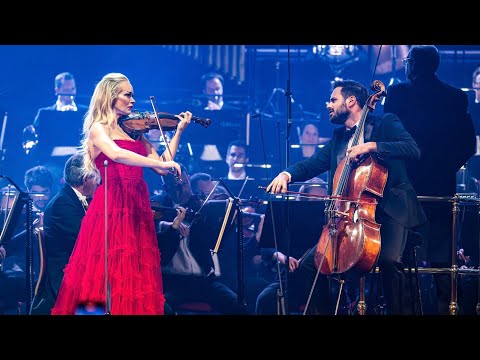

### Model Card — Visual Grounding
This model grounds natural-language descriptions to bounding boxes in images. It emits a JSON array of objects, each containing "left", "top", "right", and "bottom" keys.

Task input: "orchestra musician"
[
  {"left": 30, "top": 152, "right": 100, "bottom": 315},
  {"left": 267, "top": 79, "right": 427, "bottom": 315},
  {"left": 290, "top": 122, "right": 322, "bottom": 164},
  {"left": 152, "top": 164, "right": 248, "bottom": 314},
  {"left": 0, "top": 165, "right": 55, "bottom": 312},
  {"left": 23, "top": 72, "right": 89, "bottom": 185},
  {"left": 225, "top": 140, "right": 249, "bottom": 180}
]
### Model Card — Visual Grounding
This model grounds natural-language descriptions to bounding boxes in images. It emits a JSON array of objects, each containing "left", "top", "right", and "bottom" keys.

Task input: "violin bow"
[
  {"left": 149, "top": 96, "right": 178, "bottom": 178},
  {"left": 258, "top": 186, "right": 377, "bottom": 205}
]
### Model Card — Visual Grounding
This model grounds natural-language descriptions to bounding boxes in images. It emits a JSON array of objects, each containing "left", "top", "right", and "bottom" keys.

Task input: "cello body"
[
  {"left": 314, "top": 80, "right": 387, "bottom": 276},
  {"left": 314, "top": 155, "right": 387, "bottom": 275}
]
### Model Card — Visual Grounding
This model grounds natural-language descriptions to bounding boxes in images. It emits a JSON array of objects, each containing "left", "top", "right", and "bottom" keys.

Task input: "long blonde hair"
[{"left": 79, "top": 73, "right": 130, "bottom": 176}]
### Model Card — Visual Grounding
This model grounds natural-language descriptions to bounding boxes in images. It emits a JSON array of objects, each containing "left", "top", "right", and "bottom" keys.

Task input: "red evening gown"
[{"left": 51, "top": 140, "right": 165, "bottom": 315}]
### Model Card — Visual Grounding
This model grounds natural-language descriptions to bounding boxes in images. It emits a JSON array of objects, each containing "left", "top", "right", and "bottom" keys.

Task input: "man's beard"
[{"left": 330, "top": 105, "right": 349, "bottom": 125}]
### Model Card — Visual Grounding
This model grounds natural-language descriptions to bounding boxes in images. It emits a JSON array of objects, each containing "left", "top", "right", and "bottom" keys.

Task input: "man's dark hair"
[
  {"left": 55, "top": 72, "right": 74, "bottom": 89},
  {"left": 24, "top": 165, "right": 54, "bottom": 191},
  {"left": 226, "top": 139, "right": 248, "bottom": 155},
  {"left": 409, "top": 45, "right": 440, "bottom": 75},
  {"left": 332, "top": 79, "right": 368, "bottom": 108},
  {"left": 190, "top": 172, "right": 211, "bottom": 194},
  {"left": 201, "top": 72, "right": 224, "bottom": 89}
]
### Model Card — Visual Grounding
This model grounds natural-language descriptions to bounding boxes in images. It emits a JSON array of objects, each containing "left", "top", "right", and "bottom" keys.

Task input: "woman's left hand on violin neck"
[{"left": 174, "top": 111, "right": 193, "bottom": 132}]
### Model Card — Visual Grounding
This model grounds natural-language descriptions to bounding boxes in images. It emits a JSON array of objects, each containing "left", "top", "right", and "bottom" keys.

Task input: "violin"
[
  {"left": 150, "top": 200, "right": 197, "bottom": 222},
  {"left": 241, "top": 205, "right": 263, "bottom": 238},
  {"left": 118, "top": 110, "right": 212, "bottom": 138}
]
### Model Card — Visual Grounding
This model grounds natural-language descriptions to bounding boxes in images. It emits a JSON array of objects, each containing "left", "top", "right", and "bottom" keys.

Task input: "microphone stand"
[
  {"left": 104, "top": 160, "right": 111, "bottom": 315},
  {"left": 0, "top": 113, "right": 8, "bottom": 174},
  {"left": 278, "top": 45, "right": 294, "bottom": 315}
]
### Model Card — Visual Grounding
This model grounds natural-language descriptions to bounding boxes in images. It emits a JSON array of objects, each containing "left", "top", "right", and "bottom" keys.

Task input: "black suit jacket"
[
  {"left": 41, "top": 184, "right": 86, "bottom": 301},
  {"left": 286, "top": 113, "right": 426, "bottom": 229},
  {"left": 384, "top": 75, "right": 476, "bottom": 197},
  {"left": 33, "top": 103, "right": 88, "bottom": 128}
]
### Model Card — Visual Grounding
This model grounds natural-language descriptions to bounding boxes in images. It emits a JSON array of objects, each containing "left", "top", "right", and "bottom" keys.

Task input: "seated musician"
[
  {"left": 151, "top": 164, "right": 247, "bottom": 314},
  {"left": 0, "top": 166, "right": 55, "bottom": 312},
  {"left": 225, "top": 140, "right": 249, "bottom": 180},
  {"left": 30, "top": 152, "right": 100, "bottom": 315},
  {"left": 190, "top": 172, "right": 229, "bottom": 199},
  {"left": 255, "top": 182, "right": 326, "bottom": 315},
  {"left": 290, "top": 122, "right": 321, "bottom": 164},
  {"left": 266, "top": 79, "right": 426, "bottom": 315}
]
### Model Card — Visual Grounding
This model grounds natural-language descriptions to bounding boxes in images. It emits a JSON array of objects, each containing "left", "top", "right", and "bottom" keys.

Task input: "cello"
[{"left": 314, "top": 80, "right": 387, "bottom": 275}]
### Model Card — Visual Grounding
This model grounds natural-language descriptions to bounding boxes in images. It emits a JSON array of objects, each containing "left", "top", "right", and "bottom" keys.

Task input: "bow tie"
[{"left": 343, "top": 125, "right": 357, "bottom": 141}]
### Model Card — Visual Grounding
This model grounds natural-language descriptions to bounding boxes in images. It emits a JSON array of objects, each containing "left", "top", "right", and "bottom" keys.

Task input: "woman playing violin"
[
  {"left": 267, "top": 79, "right": 426, "bottom": 315},
  {"left": 51, "top": 73, "right": 191, "bottom": 315}
]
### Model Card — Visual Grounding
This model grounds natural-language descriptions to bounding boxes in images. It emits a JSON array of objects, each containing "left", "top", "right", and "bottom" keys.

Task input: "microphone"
[{"left": 250, "top": 113, "right": 261, "bottom": 118}]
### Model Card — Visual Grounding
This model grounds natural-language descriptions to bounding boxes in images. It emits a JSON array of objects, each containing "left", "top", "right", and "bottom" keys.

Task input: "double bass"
[{"left": 314, "top": 80, "right": 387, "bottom": 275}]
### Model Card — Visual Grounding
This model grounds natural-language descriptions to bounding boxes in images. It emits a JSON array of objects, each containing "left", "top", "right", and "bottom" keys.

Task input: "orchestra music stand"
[
  {"left": 189, "top": 198, "right": 238, "bottom": 278},
  {"left": 213, "top": 178, "right": 251, "bottom": 310}
]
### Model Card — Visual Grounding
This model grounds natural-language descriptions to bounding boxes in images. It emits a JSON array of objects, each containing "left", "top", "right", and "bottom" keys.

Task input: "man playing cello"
[{"left": 266, "top": 79, "right": 426, "bottom": 315}]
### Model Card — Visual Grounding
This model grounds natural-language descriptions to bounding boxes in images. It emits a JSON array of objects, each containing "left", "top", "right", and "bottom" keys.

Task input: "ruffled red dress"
[{"left": 51, "top": 140, "right": 165, "bottom": 315}]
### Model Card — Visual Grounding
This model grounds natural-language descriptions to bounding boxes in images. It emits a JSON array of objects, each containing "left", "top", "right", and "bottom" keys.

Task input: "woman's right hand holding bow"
[{"left": 156, "top": 160, "right": 181, "bottom": 177}]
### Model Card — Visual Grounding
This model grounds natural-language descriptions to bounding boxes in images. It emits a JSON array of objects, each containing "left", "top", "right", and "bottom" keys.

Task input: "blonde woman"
[{"left": 52, "top": 73, "right": 191, "bottom": 315}]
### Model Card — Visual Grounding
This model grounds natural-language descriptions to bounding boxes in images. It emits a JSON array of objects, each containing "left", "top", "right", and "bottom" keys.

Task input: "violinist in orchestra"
[
  {"left": 267, "top": 79, "right": 426, "bottom": 315},
  {"left": 51, "top": 73, "right": 191, "bottom": 315},
  {"left": 190, "top": 172, "right": 229, "bottom": 199},
  {"left": 152, "top": 164, "right": 248, "bottom": 314},
  {"left": 30, "top": 152, "right": 100, "bottom": 315},
  {"left": 0, "top": 165, "right": 55, "bottom": 312}
]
